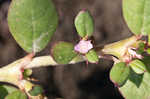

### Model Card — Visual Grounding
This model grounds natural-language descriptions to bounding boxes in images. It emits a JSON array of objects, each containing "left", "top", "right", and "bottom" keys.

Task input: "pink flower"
[{"left": 74, "top": 40, "right": 93, "bottom": 54}]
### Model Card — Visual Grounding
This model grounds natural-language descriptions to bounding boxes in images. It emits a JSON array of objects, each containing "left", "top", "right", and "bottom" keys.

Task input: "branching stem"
[{"left": 0, "top": 35, "right": 141, "bottom": 98}]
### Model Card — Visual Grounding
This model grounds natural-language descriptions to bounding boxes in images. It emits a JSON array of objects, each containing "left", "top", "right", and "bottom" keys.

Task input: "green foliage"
[
  {"left": 146, "top": 48, "right": 150, "bottom": 54},
  {"left": 75, "top": 10, "right": 94, "bottom": 37},
  {"left": 5, "top": 0, "right": 150, "bottom": 98},
  {"left": 123, "top": 0, "right": 150, "bottom": 35},
  {"left": 136, "top": 42, "right": 145, "bottom": 54},
  {"left": 85, "top": 49, "right": 99, "bottom": 63},
  {"left": 0, "top": 86, "right": 8, "bottom": 99},
  {"left": 119, "top": 56, "right": 150, "bottom": 99},
  {"left": 29, "top": 86, "right": 43, "bottom": 96},
  {"left": 23, "top": 69, "right": 32, "bottom": 78},
  {"left": 148, "top": 34, "right": 150, "bottom": 45},
  {"left": 0, "top": 85, "right": 28, "bottom": 99},
  {"left": 121, "top": 1, "right": 150, "bottom": 97},
  {"left": 5, "top": 90, "right": 27, "bottom": 99},
  {"left": 129, "top": 59, "right": 147, "bottom": 74},
  {"left": 52, "top": 42, "right": 77, "bottom": 64},
  {"left": 110, "top": 62, "right": 130, "bottom": 86},
  {"left": 8, "top": 0, "right": 58, "bottom": 53},
  {"left": 0, "top": 84, "right": 18, "bottom": 99}
]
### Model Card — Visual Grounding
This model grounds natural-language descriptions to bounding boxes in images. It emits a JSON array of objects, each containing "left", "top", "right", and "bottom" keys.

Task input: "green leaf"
[
  {"left": 146, "top": 48, "right": 150, "bottom": 54},
  {"left": 85, "top": 49, "right": 99, "bottom": 63},
  {"left": 141, "top": 55, "right": 150, "bottom": 70},
  {"left": 23, "top": 69, "right": 32, "bottom": 78},
  {"left": 0, "top": 86, "right": 9, "bottom": 99},
  {"left": 5, "top": 90, "right": 27, "bottom": 99},
  {"left": 123, "top": 0, "right": 150, "bottom": 35},
  {"left": 129, "top": 59, "right": 147, "bottom": 74},
  {"left": 110, "top": 62, "right": 130, "bottom": 86},
  {"left": 146, "top": 35, "right": 150, "bottom": 54},
  {"left": 136, "top": 42, "right": 145, "bottom": 54},
  {"left": 52, "top": 42, "right": 77, "bottom": 64},
  {"left": 8, "top": 0, "right": 58, "bottom": 53},
  {"left": 0, "top": 85, "right": 18, "bottom": 94},
  {"left": 148, "top": 34, "right": 150, "bottom": 45},
  {"left": 0, "top": 84, "right": 18, "bottom": 99},
  {"left": 28, "top": 86, "right": 43, "bottom": 96},
  {"left": 75, "top": 10, "right": 94, "bottom": 37},
  {"left": 119, "top": 56, "right": 150, "bottom": 99}
]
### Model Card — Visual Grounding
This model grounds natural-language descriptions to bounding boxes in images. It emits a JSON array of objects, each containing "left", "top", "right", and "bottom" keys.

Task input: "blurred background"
[{"left": 0, "top": 0, "right": 133, "bottom": 99}]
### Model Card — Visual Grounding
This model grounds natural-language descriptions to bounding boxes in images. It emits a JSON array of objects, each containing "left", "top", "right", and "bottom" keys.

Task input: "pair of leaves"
[
  {"left": 0, "top": 84, "right": 27, "bottom": 99},
  {"left": 119, "top": 56, "right": 150, "bottom": 99},
  {"left": 8, "top": 0, "right": 58, "bottom": 53},
  {"left": 52, "top": 11, "right": 97, "bottom": 64},
  {"left": 6, "top": 91, "right": 27, "bottom": 99},
  {"left": 0, "top": 84, "right": 44, "bottom": 98},
  {"left": 75, "top": 11, "right": 99, "bottom": 63},
  {"left": 8, "top": 0, "right": 94, "bottom": 54},
  {"left": 52, "top": 41, "right": 99, "bottom": 64},
  {"left": 110, "top": 58, "right": 149, "bottom": 99},
  {"left": 110, "top": 59, "right": 146, "bottom": 86}
]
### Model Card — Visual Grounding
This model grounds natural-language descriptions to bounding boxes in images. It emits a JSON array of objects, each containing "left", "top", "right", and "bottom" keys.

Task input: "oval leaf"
[
  {"left": 8, "top": 0, "right": 58, "bottom": 53},
  {"left": 146, "top": 48, "right": 150, "bottom": 54},
  {"left": 148, "top": 34, "right": 150, "bottom": 45},
  {"left": 123, "top": 0, "right": 150, "bottom": 35},
  {"left": 5, "top": 90, "right": 27, "bottom": 99},
  {"left": 75, "top": 10, "right": 94, "bottom": 37},
  {"left": 0, "top": 84, "right": 18, "bottom": 99},
  {"left": 129, "top": 59, "right": 147, "bottom": 74},
  {"left": 136, "top": 42, "right": 145, "bottom": 54},
  {"left": 110, "top": 62, "right": 130, "bottom": 86},
  {"left": 119, "top": 56, "right": 150, "bottom": 99},
  {"left": 52, "top": 42, "right": 77, "bottom": 64},
  {"left": 0, "top": 86, "right": 8, "bottom": 99},
  {"left": 85, "top": 49, "right": 99, "bottom": 63},
  {"left": 29, "top": 86, "right": 43, "bottom": 96},
  {"left": 120, "top": 71, "right": 150, "bottom": 99},
  {"left": 23, "top": 69, "right": 32, "bottom": 78}
]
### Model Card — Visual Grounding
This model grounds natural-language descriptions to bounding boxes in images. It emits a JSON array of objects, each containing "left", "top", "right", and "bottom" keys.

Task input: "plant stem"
[
  {"left": 0, "top": 35, "right": 140, "bottom": 94},
  {"left": 0, "top": 36, "right": 140, "bottom": 70},
  {"left": 25, "top": 55, "right": 85, "bottom": 69}
]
